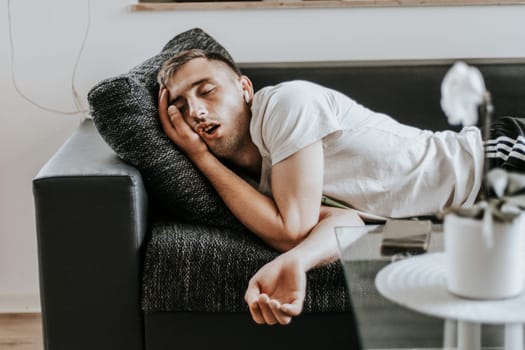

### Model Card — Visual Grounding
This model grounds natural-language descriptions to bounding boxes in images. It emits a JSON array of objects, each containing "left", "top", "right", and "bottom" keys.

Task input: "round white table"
[{"left": 375, "top": 252, "right": 525, "bottom": 350}]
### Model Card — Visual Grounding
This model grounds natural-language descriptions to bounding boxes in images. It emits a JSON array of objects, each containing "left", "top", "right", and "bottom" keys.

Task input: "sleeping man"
[{"left": 156, "top": 48, "right": 524, "bottom": 325}]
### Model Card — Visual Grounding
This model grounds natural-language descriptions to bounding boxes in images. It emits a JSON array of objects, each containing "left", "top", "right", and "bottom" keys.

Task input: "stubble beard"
[
  {"left": 210, "top": 111, "right": 251, "bottom": 162},
  {"left": 210, "top": 131, "right": 246, "bottom": 161}
]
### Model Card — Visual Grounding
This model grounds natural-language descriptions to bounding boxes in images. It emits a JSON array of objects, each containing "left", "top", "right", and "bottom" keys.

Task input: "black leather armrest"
[{"left": 33, "top": 119, "right": 147, "bottom": 350}]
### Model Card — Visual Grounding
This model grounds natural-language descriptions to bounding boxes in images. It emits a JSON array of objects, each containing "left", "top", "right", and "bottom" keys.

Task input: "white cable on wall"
[{"left": 7, "top": 0, "right": 92, "bottom": 118}]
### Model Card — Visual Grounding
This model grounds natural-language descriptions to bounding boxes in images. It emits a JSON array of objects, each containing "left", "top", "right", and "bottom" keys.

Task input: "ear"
[{"left": 240, "top": 75, "right": 254, "bottom": 103}]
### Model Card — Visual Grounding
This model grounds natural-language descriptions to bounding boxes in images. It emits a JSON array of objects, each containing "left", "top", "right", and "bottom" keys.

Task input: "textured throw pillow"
[{"left": 88, "top": 28, "right": 244, "bottom": 230}]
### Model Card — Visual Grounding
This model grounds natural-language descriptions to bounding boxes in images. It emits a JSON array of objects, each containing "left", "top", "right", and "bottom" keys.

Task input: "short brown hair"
[{"left": 157, "top": 49, "right": 241, "bottom": 87}]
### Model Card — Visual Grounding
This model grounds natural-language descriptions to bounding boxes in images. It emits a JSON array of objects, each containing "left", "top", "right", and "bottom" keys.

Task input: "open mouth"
[
  {"left": 196, "top": 121, "right": 221, "bottom": 137},
  {"left": 205, "top": 124, "right": 220, "bottom": 135}
]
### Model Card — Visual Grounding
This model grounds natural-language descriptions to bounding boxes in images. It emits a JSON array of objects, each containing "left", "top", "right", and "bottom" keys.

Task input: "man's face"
[{"left": 164, "top": 57, "right": 252, "bottom": 159}]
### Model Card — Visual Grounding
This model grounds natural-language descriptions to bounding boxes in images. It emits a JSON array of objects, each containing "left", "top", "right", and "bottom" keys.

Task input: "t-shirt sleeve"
[{"left": 257, "top": 81, "right": 342, "bottom": 166}]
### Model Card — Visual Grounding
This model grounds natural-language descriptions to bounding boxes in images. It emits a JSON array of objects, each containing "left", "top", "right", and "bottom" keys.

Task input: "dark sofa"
[{"left": 33, "top": 59, "right": 525, "bottom": 350}]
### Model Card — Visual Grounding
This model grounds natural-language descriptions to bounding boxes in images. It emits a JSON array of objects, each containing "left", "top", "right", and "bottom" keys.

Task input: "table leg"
[
  {"left": 504, "top": 323, "right": 524, "bottom": 350},
  {"left": 443, "top": 319, "right": 457, "bottom": 348},
  {"left": 458, "top": 321, "right": 481, "bottom": 350}
]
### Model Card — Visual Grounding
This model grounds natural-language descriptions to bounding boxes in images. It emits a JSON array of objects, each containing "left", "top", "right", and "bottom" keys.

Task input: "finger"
[
  {"left": 248, "top": 301, "right": 265, "bottom": 325},
  {"left": 269, "top": 299, "right": 292, "bottom": 325},
  {"left": 167, "top": 105, "right": 189, "bottom": 131},
  {"left": 158, "top": 86, "right": 168, "bottom": 110},
  {"left": 244, "top": 284, "right": 265, "bottom": 324},
  {"left": 158, "top": 89, "right": 175, "bottom": 134},
  {"left": 167, "top": 105, "right": 181, "bottom": 124},
  {"left": 280, "top": 298, "right": 304, "bottom": 317},
  {"left": 167, "top": 106, "right": 200, "bottom": 142},
  {"left": 244, "top": 282, "right": 260, "bottom": 306},
  {"left": 258, "top": 294, "right": 278, "bottom": 325}
]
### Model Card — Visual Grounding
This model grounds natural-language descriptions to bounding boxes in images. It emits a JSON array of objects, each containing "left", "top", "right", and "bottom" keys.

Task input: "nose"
[{"left": 188, "top": 98, "right": 208, "bottom": 122}]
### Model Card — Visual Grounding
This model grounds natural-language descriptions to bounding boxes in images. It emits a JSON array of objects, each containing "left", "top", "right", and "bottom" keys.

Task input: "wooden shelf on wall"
[{"left": 130, "top": 0, "right": 525, "bottom": 11}]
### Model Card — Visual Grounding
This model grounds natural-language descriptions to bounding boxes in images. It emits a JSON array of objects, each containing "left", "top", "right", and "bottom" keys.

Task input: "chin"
[
  {"left": 209, "top": 140, "right": 232, "bottom": 157},
  {"left": 209, "top": 147, "right": 229, "bottom": 160}
]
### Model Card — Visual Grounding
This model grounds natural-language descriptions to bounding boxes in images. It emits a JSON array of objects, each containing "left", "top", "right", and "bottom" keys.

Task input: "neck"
[{"left": 230, "top": 139, "right": 262, "bottom": 180}]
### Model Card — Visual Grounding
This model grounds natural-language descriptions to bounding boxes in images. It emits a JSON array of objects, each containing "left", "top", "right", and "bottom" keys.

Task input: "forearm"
[
  {"left": 283, "top": 207, "right": 364, "bottom": 271},
  {"left": 194, "top": 152, "right": 293, "bottom": 250},
  {"left": 243, "top": 206, "right": 363, "bottom": 324}
]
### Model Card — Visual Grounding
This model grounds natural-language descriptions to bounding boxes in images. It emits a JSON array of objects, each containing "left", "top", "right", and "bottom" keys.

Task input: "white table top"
[{"left": 375, "top": 252, "right": 525, "bottom": 324}]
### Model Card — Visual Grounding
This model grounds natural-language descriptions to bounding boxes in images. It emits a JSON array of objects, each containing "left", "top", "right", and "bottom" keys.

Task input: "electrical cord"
[{"left": 7, "top": 0, "right": 92, "bottom": 118}]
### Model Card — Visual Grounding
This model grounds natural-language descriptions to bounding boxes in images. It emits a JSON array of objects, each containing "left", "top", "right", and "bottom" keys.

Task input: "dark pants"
[{"left": 486, "top": 116, "right": 525, "bottom": 172}]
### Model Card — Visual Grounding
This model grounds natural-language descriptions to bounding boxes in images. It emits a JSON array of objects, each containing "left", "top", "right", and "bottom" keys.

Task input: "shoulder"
[
  {"left": 250, "top": 80, "right": 343, "bottom": 162},
  {"left": 255, "top": 80, "right": 328, "bottom": 107},
  {"left": 252, "top": 81, "right": 336, "bottom": 125}
]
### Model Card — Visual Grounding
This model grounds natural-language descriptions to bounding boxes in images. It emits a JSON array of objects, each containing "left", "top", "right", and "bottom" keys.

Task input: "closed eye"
[{"left": 200, "top": 84, "right": 216, "bottom": 96}]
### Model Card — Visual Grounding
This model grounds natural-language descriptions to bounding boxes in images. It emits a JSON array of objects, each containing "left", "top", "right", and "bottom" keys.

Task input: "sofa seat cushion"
[{"left": 142, "top": 221, "right": 351, "bottom": 313}]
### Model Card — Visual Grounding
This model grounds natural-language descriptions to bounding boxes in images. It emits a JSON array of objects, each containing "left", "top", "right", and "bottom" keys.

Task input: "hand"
[
  {"left": 244, "top": 254, "right": 306, "bottom": 325},
  {"left": 158, "top": 86, "right": 209, "bottom": 159}
]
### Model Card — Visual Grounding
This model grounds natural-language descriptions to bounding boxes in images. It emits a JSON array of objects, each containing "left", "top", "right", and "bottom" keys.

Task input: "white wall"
[{"left": 1, "top": 0, "right": 525, "bottom": 312}]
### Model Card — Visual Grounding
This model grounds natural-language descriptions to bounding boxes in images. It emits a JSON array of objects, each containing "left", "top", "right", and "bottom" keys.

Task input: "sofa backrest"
[{"left": 240, "top": 59, "right": 525, "bottom": 131}]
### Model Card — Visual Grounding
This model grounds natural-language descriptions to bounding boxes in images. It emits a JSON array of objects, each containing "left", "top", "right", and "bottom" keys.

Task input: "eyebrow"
[{"left": 170, "top": 78, "right": 212, "bottom": 105}]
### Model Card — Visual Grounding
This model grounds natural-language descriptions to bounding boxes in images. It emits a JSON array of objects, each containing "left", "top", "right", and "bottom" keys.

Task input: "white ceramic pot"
[{"left": 444, "top": 213, "right": 525, "bottom": 299}]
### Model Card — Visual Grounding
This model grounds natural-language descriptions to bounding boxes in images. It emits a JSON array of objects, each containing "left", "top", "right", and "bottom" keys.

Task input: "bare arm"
[
  {"left": 192, "top": 144, "right": 323, "bottom": 251},
  {"left": 244, "top": 206, "right": 364, "bottom": 325},
  {"left": 159, "top": 87, "right": 322, "bottom": 251}
]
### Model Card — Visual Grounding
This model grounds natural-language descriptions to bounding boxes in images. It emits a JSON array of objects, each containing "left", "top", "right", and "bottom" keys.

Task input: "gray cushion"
[
  {"left": 142, "top": 222, "right": 351, "bottom": 313},
  {"left": 87, "top": 28, "right": 243, "bottom": 229}
]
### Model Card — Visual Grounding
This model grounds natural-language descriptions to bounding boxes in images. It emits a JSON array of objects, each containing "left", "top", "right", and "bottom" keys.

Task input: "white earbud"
[{"left": 243, "top": 91, "right": 250, "bottom": 103}]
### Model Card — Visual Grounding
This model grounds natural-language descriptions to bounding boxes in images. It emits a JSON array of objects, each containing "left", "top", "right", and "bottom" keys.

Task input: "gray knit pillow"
[{"left": 88, "top": 28, "right": 243, "bottom": 230}]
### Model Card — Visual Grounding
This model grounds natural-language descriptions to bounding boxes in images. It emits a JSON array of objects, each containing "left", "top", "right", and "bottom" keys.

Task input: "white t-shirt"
[{"left": 250, "top": 80, "right": 484, "bottom": 218}]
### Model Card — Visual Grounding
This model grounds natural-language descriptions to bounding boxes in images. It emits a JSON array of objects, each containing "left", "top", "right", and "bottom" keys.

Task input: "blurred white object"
[
  {"left": 487, "top": 168, "right": 509, "bottom": 198},
  {"left": 507, "top": 172, "right": 525, "bottom": 195},
  {"left": 441, "top": 61, "right": 486, "bottom": 126},
  {"left": 444, "top": 213, "right": 525, "bottom": 299}
]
